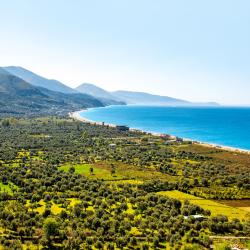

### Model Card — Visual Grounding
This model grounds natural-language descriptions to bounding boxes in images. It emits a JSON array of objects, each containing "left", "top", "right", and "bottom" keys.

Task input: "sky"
[{"left": 0, "top": 0, "right": 250, "bottom": 105}]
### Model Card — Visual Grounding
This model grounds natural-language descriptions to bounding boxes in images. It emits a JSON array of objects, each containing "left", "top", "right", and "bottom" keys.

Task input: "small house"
[
  {"left": 116, "top": 125, "right": 129, "bottom": 131},
  {"left": 184, "top": 214, "right": 205, "bottom": 221},
  {"left": 109, "top": 144, "right": 116, "bottom": 149}
]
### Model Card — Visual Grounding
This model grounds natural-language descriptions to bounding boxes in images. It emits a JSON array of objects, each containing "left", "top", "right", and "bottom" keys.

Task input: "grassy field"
[
  {"left": 58, "top": 162, "right": 170, "bottom": 182},
  {"left": 26, "top": 200, "right": 63, "bottom": 215},
  {"left": 0, "top": 182, "right": 18, "bottom": 194},
  {"left": 108, "top": 179, "right": 144, "bottom": 185},
  {"left": 158, "top": 190, "right": 250, "bottom": 221},
  {"left": 59, "top": 163, "right": 116, "bottom": 179},
  {"left": 218, "top": 199, "right": 250, "bottom": 213},
  {"left": 213, "top": 239, "right": 250, "bottom": 250},
  {"left": 111, "top": 161, "right": 175, "bottom": 182},
  {"left": 0, "top": 182, "right": 12, "bottom": 194},
  {"left": 68, "top": 198, "right": 81, "bottom": 207},
  {"left": 176, "top": 143, "right": 250, "bottom": 174}
]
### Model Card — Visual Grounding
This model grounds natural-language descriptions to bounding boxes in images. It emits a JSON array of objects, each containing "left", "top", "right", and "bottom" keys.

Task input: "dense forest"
[{"left": 0, "top": 117, "right": 249, "bottom": 249}]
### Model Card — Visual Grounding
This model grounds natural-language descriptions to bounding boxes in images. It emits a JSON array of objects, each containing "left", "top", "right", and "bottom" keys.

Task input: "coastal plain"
[{"left": 0, "top": 116, "right": 249, "bottom": 249}]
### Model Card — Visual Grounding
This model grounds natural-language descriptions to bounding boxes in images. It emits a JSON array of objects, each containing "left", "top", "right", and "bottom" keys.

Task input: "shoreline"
[{"left": 69, "top": 109, "right": 250, "bottom": 154}]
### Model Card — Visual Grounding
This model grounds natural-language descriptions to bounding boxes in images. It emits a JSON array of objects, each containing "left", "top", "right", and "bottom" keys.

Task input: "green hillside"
[{"left": 0, "top": 69, "right": 103, "bottom": 116}]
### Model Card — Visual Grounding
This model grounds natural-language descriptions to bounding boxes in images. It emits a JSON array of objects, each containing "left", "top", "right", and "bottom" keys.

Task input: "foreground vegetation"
[
  {"left": 158, "top": 190, "right": 249, "bottom": 221},
  {"left": 0, "top": 117, "right": 249, "bottom": 249}
]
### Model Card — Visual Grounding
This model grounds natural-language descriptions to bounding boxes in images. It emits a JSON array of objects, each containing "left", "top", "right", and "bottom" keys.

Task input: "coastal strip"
[
  {"left": 69, "top": 110, "right": 250, "bottom": 155},
  {"left": 69, "top": 110, "right": 116, "bottom": 128}
]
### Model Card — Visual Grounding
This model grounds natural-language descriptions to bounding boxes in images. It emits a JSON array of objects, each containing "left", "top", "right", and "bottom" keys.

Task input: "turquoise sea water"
[{"left": 80, "top": 105, "right": 250, "bottom": 150}]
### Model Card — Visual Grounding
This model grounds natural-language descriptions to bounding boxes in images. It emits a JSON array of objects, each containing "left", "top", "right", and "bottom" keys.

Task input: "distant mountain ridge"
[
  {"left": 0, "top": 68, "right": 46, "bottom": 98},
  {"left": 4, "top": 66, "right": 77, "bottom": 94},
  {"left": 5, "top": 67, "right": 124, "bottom": 106},
  {"left": 76, "top": 83, "right": 116, "bottom": 100},
  {"left": 0, "top": 68, "right": 103, "bottom": 116},
  {"left": 76, "top": 83, "right": 125, "bottom": 105},
  {"left": 112, "top": 90, "right": 191, "bottom": 105},
  {"left": 0, "top": 66, "right": 219, "bottom": 117},
  {"left": 75, "top": 83, "right": 219, "bottom": 106}
]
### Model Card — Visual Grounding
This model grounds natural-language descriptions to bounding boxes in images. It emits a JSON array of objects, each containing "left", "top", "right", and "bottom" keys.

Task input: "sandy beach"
[
  {"left": 69, "top": 110, "right": 117, "bottom": 128},
  {"left": 69, "top": 110, "right": 250, "bottom": 155}
]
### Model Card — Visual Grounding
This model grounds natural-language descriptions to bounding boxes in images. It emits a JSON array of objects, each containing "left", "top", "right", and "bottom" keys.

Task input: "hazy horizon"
[{"left": 1, "top": 0, "right": 250, "bottom": 105}]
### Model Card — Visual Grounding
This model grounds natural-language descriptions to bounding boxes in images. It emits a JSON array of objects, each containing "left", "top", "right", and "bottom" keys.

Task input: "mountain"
[
  {"left": 75, "top": 83, "right": 219, "bottom": 106},
  {"left": 4, "top": 68, "right": 125, "bottom": 105},
  {"left": 1, "top": 66, "right": 219, "bottom": 114},
  {"left": 0, "top": 69, "right": 103, "bottom": 116},
  {"left": 75, "top": 83, "right": 125, "bottom": 105},
  {"left": 4, "top": 66, "right": 77, "bottom": 94},
  {"left": 76, "top": 83, "right": 116, "bottom": 100},
  {"left": 76, "top": 83, "right": 189, "bottom": 106},
  {"left": 0, "top": 68, "right": 46, "bottom": 98},
  {"left": 112, "top": 90, "right": 191, "bottom": 106},
  {"left": 37, "top": 87, "right": 104, "bottom": 109}
]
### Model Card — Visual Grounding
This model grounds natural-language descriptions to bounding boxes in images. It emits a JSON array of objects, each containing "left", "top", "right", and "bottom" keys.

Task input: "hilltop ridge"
[
  {"left": 76, "top": 83, "right": 220, "bottom": 106},
  {"left": 4, "top": 66, "right": 77, "bottom": 94},
  {"left": 0, "top": 68, "right": 103, "bottom": 116}
]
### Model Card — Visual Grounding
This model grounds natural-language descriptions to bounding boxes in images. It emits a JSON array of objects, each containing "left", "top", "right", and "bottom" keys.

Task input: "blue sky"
[{"left": 0, "top": 0, "right": 250, "bottom": 105}]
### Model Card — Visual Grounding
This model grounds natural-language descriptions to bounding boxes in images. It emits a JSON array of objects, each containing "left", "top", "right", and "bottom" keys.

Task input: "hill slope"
[
  {"left": 76, "top": 83, "right": 125, "bottom": 105},
  {"left": 75, "top": 83, "right": 191, "bottom": 106},
  {"left": 0, "top": 68, "right": 45, "bottom": 98},
  {"left": 4, "top": 66, "right": 76, "bottom": 94},
  {"left": 112, "top": 90, "right": 191, "bottom": 105},
  {"left": 76, "top": 83, "right": 116, "bottom": 100},
  {"left": 0, "top": 69, "right": 103, "bottom": 116},
  {"left": 75, "top": 83, "right": 219, "bottom": 106}
]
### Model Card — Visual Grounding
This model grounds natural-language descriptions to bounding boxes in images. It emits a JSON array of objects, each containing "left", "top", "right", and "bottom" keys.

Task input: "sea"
[{"left": 80, "top": 105, "right": 250, "bottom": 151}]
